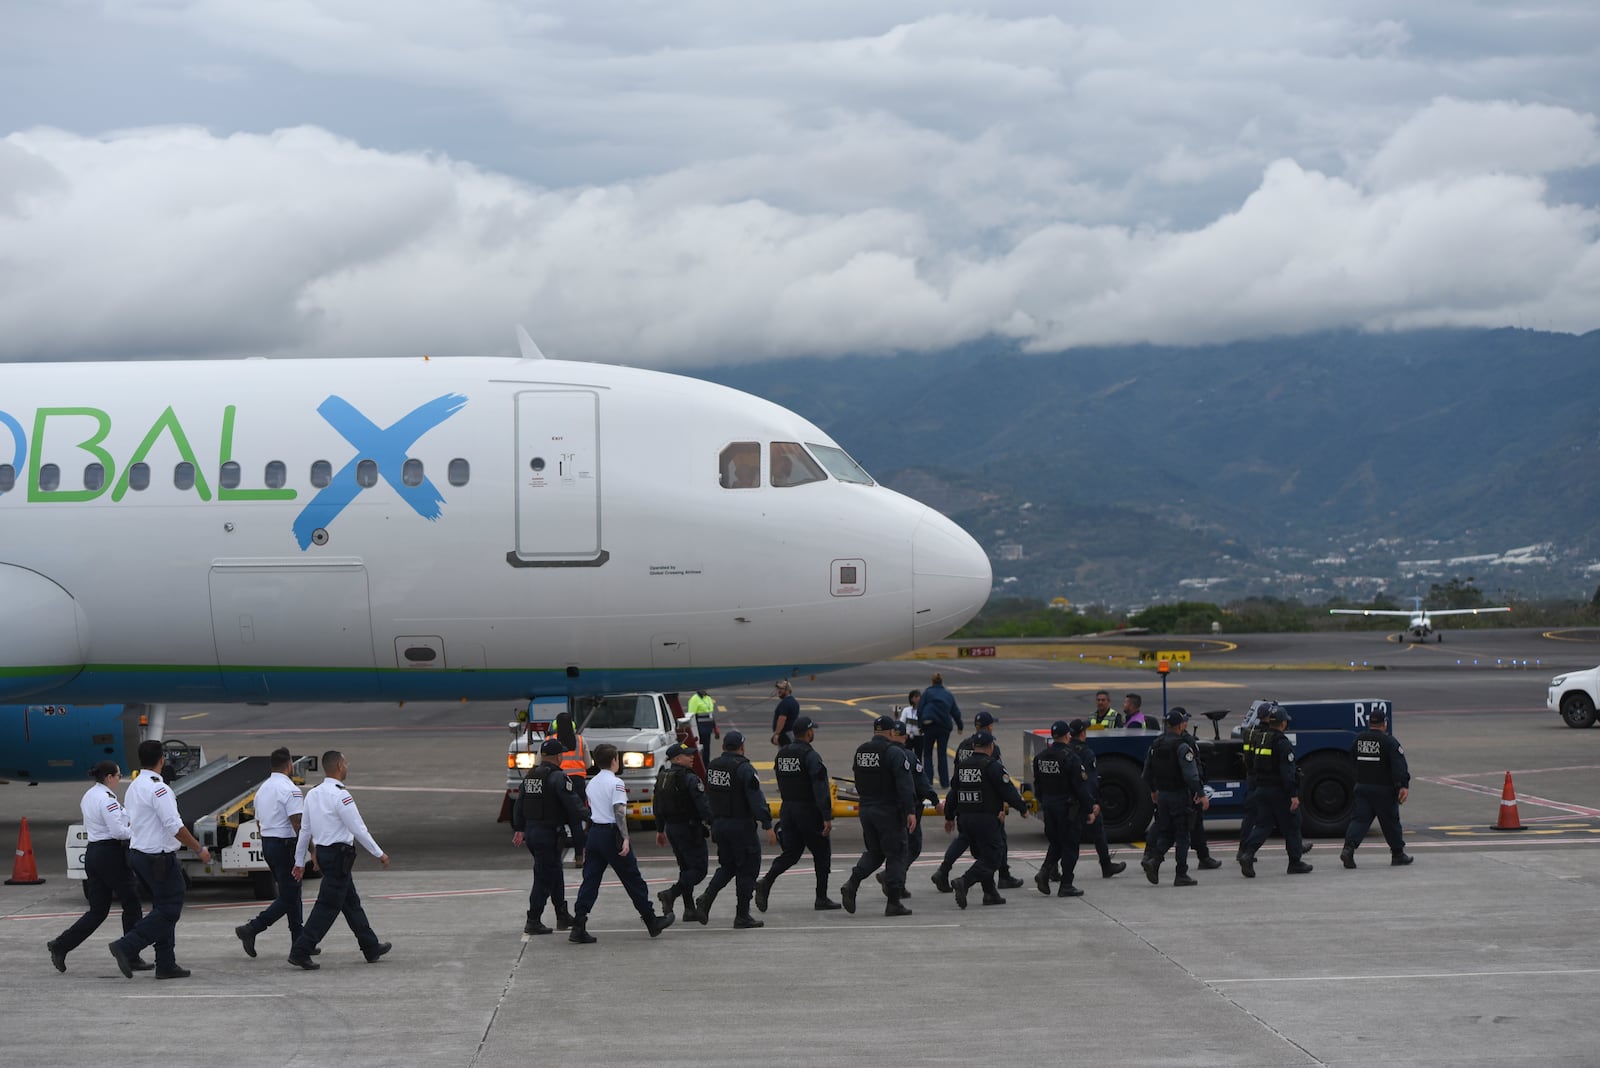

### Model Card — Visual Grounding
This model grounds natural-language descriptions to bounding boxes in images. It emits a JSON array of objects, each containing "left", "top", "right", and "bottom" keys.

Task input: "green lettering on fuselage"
[
  {"left": 217, "top": 405, "right": 296, "bottom": 501},
  {"left": 111, "top": 406, "right": 212, "bottom": 502},
  {"left": 28, "top": 408, "right": 114, "bottom": 502}
]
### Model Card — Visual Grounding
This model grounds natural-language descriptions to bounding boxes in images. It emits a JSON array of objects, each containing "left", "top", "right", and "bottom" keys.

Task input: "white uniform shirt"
[
  {"left": 79, "top": 782, "right": 131, "bottom": 843},
  {"left": 125, "top": 771, "right": 185, "bottom": 853},
  {"left": 294, "top": 778, "right": 382, "bottom": 866},
  {"left": 254, "top": 772, "right": 305, "bottom": 838},
  {"left": 586, "top": 768, "right": 627, "bottom": 825}
]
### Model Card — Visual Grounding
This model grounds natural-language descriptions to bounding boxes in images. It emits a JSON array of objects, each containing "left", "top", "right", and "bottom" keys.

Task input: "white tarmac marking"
[
  {"left": 1206, "top": 968, "right": 1600, "bottom": 985},
  {"left": 353, "top": 786, "right": 505, "bottom": 794},
  {"left": 380, "top": 888, "right": 515, "bottom": 900},
  {"left": 589, "top": 923, "right": 961, "bottom": 933},
  {"left": 123, "top": 994, "right": 288, "bottom": 999},
  {"left": 1419, "top": 774, "right": 1600, "bottom": 818}
]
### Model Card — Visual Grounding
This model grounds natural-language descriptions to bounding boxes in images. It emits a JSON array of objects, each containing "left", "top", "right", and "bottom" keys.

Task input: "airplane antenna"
[{"left": 515, "top": 325, "right": 546, "bottom": 361}]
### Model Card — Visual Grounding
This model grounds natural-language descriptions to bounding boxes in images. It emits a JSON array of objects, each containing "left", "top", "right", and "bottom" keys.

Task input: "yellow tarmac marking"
[
  {"left": 749, "top": 761, "right": 775, "bottom": 770},
  {"left": 179, "top": 711, "right": 209, "bottom": 720}
]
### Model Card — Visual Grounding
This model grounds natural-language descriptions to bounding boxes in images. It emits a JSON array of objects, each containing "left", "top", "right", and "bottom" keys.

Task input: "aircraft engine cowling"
[{"left": 0, "top": 564, "right": 88, "bottom": 699}]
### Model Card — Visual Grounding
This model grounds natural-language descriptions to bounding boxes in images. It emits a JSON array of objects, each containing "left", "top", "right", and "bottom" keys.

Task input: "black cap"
[
  {"left": 792, "top": 716, "right": 817, "bottom": 734},
  {"left": 539, "top": 737, "right": 567, "bottom": 755},
  {"left": 1050, "top": 720, "right": 1071, "bottom": 737},
  {"left": 723, "top": 730, "right": 746, "bottom": 749},
  {"left": 970, "top": 730, "right": 996, "bottom": 747},
  {"left": 974, "top": 710, "right": 996, "bottom": 727},
  {"left": 665, "top": 742, "right": 693, "bottom": 759},
  {"left": 1262, "top": 705, "right": 1289, "bottom": 724},
  {"left": 891, "top": 720, "right": 909, "bottom": 736},
  {"left": 872, "top": 715, "right": 899, "bottom": 732},
  {"left": 1367, "top": 707, "right": 1387, "bottom": 723},
  {"left": 1066, "top": 718, "right": 1088, "bottom": 735},
  {"left": 1164, "top": 709, "right": 1189, "bottom": 726}
]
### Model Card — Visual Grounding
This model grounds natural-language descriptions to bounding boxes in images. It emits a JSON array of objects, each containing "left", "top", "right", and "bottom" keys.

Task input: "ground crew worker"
[
  {"left": 1067, "top": 720, "right": 1126, "bottom": 878},
  {"left": 1088, "top": 690, "right": 1121, "bottom": 729},
  {"left": 654, "top": 742, "right": 714, "bottom": 921},
  {"left": 932, "top": 711, "right": 1024, "bottom": 892},
  {"left": 569, "top": 744, "right": 674, "bottom": 943},
  {"left": 1123, "top": 693, "right": 1153, "bottom": 730},
  {"left": 1237, "top": 707, "right": 1313, "bottom": 878},
  {"left": 287, "top": 750, "right": 392, "bottom": 968},
  {"left": 1140, "top": 710, "right": 1206, "bottom": 887},
  {"left": 512, "top": 736, "right": 588, "bottom": 934},
  {"left": 49, "top": 761, "right": 152, "bottom": 973},
  {"left": 108, "top": 739, "right": 212, "bottom": 980},
  {"left": 840, "top": 716, "right": 918, "bottom": 917},
  {"left": 1033, "top": 720, "right": 1097, "bottom": 897},
  {"left": 771, "top": 681, "right": 800, "bottom": 747},
  {"left": 687, "top": 689, "right": 719, "bottom": 756},
  {"left": 943, "top": 732, "right": 1028, "bottom": 908},
  {"left": 696, "top": 732, "right": 776, "bottom": 929},
  {"left": 235, "top": 748, "right": 308, "bottom": 958},
  {"left": 917, "top": 672, "right": 963, "bottom": 787},
  {"left": 756, "top": 717, "right": 840, "bottom": 912},
  {"left": 1341, "top": 707, "right": 1413, "bottom": 868}
]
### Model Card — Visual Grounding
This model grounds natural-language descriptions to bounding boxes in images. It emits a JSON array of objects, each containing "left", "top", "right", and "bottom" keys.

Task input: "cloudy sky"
[{"left": 2, "top": 1, "right": 1597, "bottom": 366}]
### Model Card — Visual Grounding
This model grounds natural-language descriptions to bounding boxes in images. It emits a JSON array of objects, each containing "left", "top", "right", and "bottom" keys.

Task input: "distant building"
[{"left": 996, "top": 543, "right": 1023, "bottom": 561}]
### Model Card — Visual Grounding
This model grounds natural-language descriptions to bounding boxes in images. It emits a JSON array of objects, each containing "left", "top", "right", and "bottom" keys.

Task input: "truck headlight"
[
  {"left": 621, "top": 751, "right": 653, "bottom": 769},
  {"left": 511, "top": 753, "right": 538, "bottom": 770}
]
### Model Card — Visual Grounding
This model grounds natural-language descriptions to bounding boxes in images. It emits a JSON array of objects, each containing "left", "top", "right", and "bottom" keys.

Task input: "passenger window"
[
  {"left": 84, "top": 463, "right": 106, "bottom": 492},
  {"left": 402, "top": 458, "right": 423, "bottom": 488},
  {"left": 219, "top": 461, "right": 242, "bottom": 490},
  {"left": 356, "top": 459, "right": 378, "bottom": 488},
  {"left": 39, "top": 463, "right": 60, "bottom": 491},
  {"left": 448, "top": 458, "right": 470, "bottom": 487},
  {"left": 174, "top": 462, "right": 195, "bottom": 491},
  {"left": 770, "top": 442, "right": 826, "bottom": 488},
  {"left": 0, "top": 464, "right": 12, "bottom": 492},
  {"left": 310, "top": 460, "right": 332, "bottom": 488},
  {"left": 719, "top": 442, "right": 760, "bottom": 489},
  {"left": 128, "top": 463, "right": 150, "bottom": 491},
  {"left": 265, "top": 460, "right": 287, "bottom": 489}
]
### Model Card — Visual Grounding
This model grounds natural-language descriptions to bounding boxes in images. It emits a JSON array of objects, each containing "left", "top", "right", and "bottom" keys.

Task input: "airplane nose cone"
[{"left": 912, "top": 511, "right": 992, "bottom": 646}]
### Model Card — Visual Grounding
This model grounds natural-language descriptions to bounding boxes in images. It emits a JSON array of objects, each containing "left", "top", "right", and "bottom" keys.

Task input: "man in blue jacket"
[{"left": 916, "top": 673, "right": 963, "bottom": 788}]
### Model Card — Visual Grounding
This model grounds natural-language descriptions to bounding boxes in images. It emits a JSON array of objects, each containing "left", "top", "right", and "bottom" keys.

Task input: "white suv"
[{"left": 1548, "top": 665, "right": 1599, "bottom": 728}]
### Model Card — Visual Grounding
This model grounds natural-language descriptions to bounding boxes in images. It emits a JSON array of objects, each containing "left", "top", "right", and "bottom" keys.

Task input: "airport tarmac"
[{"left": 2, "top": 627, "right": 1598, "bottom": 1066}]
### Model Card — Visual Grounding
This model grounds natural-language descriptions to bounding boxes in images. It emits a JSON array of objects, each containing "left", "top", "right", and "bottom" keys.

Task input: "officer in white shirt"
[
  {"left": 568, "top": 743, "right": 674, "bottom": 944},
  {"left": 48, "top": 761, "right": 152, "bottom": 973},
  {"left": 286, "top": 750, "right": 391, "bottom": 970},
  {"left": 108, "top": 740, "right": 212, "bottom": 980},
  {"left": 235, "top": 748, "right": 309, "bottom": 959}
]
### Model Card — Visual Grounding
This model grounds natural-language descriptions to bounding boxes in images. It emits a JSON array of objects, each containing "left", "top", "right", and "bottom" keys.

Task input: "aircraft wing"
[
  {"left": 1328, "top": 609, "right": 1414, "bottom": 617},
  {"left": 1419, "top": 607, "right": 1511, "bottom": 617}
]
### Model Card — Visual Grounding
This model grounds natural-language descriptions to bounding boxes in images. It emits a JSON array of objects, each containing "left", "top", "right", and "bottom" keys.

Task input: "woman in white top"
[
  {"left": 48, "top": 761, "right": 151, "bottom": 973},
  {"left": 568, "top": 743, "right": 673, "bottom": 944}
]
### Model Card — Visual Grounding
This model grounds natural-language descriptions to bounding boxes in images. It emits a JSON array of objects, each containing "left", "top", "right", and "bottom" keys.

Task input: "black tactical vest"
[
  {"left": 954, "top": 753, "right": 1001, "bottom": 815},
  {"left": 1352, "top": 730, "right": 1391, "bottom": 786},
  {"left": 1250, "top": 733, "right": 1285, "bottom": 787},
  {"left": 775, "top": 742, "right": 817, "bottom": 806},
  {"left": 1148, "top": 733, "right": 1185, "bottom": 791},
  {"left": 654, "top": 764, "right": 692, "bottom": 821},
  {"left": 1032, "top": 743, "right": 1074, "bottom": 799},
  {"left": 519, "top": 763, "right": 560, "bottom": 823},
  {"left": 853, "top": 736, "right": 895, "bottom": 802},
  {"left": 706, "top": 753, "right": 750, "bottom": 819}
]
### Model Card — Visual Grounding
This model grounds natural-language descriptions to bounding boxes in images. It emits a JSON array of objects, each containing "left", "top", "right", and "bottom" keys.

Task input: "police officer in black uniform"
[
  {"left": 943, "top": 732, "right": 1028, "bottom": 908},
  {"left": 756, "top": 717, "right": 842, "bottom": 912},
  {"left": 653, "top": 742, "right": 714, "bottom": 922},
  {"left": 1341, "top": 706, "right": 1413, "bottom": 868},
  {"left": 1172, "top": 709, "right": 1224, "bottom": 871},
  {"left": 1067, "top": 720, "right": 1126, "bottom": 878},
  {"left": 931, "top": 711, "right": 1025, "bottom": 893},
  {"left": 696, "top": 731, "right": 776, "bottom": 929},
  {"left": 1237, "top": 706, "right": 1313, "bottom": 878},
  {"left": 841, "top": 716, "right": 918, "bottom": 917},
  {"left": 893, "top": 720, "right": 942, "bottom": 875},
  {"left": 1033, "top": 720, "right": 1097, "bottom": 897},
  {"left": 1140, "top": 710, "right": 1207, "bottom": 887},
  {"left": 510, "top": 736, "right": 588, "bottom": 934}
]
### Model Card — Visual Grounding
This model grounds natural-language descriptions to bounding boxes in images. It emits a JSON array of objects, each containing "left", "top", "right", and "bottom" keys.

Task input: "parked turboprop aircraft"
[
  {"left": 1329, "top": 596, "right": 1509, "bottom": 642},
  {"left": 0, "top": 347, "right": 990, "bottom": 780}
]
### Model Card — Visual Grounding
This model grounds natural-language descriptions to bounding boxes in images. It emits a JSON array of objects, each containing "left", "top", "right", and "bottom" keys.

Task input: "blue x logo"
[{"left": 291, "top": 393, "right": 469, "bottom": 550}]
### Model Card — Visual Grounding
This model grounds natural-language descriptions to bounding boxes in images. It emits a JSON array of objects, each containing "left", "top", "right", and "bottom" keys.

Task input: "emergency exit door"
[{"left": 509, "top": 390, "right": 607, "bottom": 566}]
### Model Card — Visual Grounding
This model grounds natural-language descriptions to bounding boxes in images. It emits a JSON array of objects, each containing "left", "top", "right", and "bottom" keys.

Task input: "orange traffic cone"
[
  {"left": 1493, "top": 771, "right": 1525, "bottom": 831},
  {"left": 5, "top": 817, "right": 46, "bottom": 885}
]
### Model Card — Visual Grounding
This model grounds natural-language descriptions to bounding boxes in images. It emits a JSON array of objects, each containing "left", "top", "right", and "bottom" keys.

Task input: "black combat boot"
[
  {"left": 1197, "top": 856, "right": 1223, "bottom": 870},
  {"left": 1286, "top": 860, "right": 1313, "bottom": 875},
  {"left": 1391, "top": 853, "right": 1414, "bottom": 866},
  {"left": 884, "top": 890, "right": 913, "bottom": 917},
  {"left": 1341, "top": 848, "right": 1356, "bottom": 868},
  {"left": 952, "top": 873, "right": 971, "bottom": 910},
  {"left": 568, "top": 915, "right": 597, "bottom": 944},
  {"left": 996, "top": 869, "right": 1025, "bottom": 891},
  {"left": 1238, "top": 852, "right": 1256, "bottom": 879},
  {"left": 753, "top": 876, "right": 773, "bottom": 913},
  {"left": 1057, "top": 882, "right": 1084, "bottom": 898},
  {"left": 840, "top": 877, "right": 860, "bottom": 914},
  {"left": 553, "top": 902, "right": 574, "bottom": 932},
  {"left": 693, "top": 886, "right": 718, "bottom": 925},
  {"left": 1173, "top": 871, "right": 1197, "bottom": 887},
  {"left": 733, "top": 909, "right": 764, "bottom": 929},
  {"left": 980, "top": 880, "right": 1006, "bottom": 906},
  {"left": 931, "top": 867, "right": 953, "bottom": 893},
  {"left": 643, "top": 911, "right": 675, "bottom": 938},
  {"left": 1102, "top": 860, "right": 1126, "bottom": 878},
  {"left": 524, "top": 913, "right": 553, "bottom": 936},
  {"left": 1141, "top": 856, "right": 1161, "bottom": 885},
  {"left": 657, "top": 883, "right": 680, "bottom": 917}
]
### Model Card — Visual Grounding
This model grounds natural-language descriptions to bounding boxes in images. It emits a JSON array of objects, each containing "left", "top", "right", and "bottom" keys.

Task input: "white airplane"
[
  {"left": 1329, "top": 596, "right": 1510, "bottom": 642},
  {"left": 0, "top": 344, "right": 990, "bottom": 779}
]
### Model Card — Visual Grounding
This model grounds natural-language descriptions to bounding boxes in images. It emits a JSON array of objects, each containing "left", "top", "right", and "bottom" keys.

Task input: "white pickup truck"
[{"left": 1549, "top": 664, "right": 1599, "bottom": 728}]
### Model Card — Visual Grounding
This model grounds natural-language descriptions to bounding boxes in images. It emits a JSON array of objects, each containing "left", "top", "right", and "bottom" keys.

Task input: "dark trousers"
[
  {"left": 243, "top": 837, "right": 303, "bottom": 942},
  {"left": 115, "top": 849, "right": 185, "bottom": 971},
  {"left": 525, "top": 823, "right": 568, "bottom": 920},
  {"left": 706, "top": 818, "right": 762, "bottom": 909},
  {"left": 942, "top": 815, "right": 1013, "bottom": 876},
  {"left": 57, "top": 840, "right": 142, "bottom": 954},
  {"left": 696, "top": 718, "right": 715, "bottom": 755},
  {"left": 762, "top": 809, "right": 832, "bottom": 896},
  {"left": 1240, "top": 786, "right": 1305, "bottom": 863},
  {"left": 921, "top": 726, "right": 953, "bottom": 787},
  {"left": 908, "top": 811, "right": 925, "bottom": 865},
  {"left": 955, "top": 814, "right": 1005, "bottom": 892},
  {"left": 1083, "top": 807, "right": 1113, "bottom": 868},
  {"left": 1149, "top": 791, "right": 1193, "bottom": 874},
  {"left": 574, "top": 824, "right": 654, "bottom": 919},
  {"left": 664, "top": 821, "right": 709, "bottom": 893},
  {"left": 1345, "top": 785, "right": 1406, "bottom": 855},
  {"left": 849, "top": 804, "right": 909, "bottom": 894},
  {"left": 1189, "top": 802, "right": 1212, "bottom": 861},
  {"left": 292, "top": 844, "right": 382, "bottom": 957},
  {"left": 1041, "top": 798, "right": 1082, "bottom": 883}
]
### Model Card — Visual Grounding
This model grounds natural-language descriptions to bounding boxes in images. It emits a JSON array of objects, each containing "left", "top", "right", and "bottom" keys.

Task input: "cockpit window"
[
  {"left": 719, "top": 442, "right": 760, "bottom": 489},
  {"left": 770, "top": 442, "right": 826, "bottom": 488},
  {"left": 806, "top": 443, "right": 874, "bottom": 485}
]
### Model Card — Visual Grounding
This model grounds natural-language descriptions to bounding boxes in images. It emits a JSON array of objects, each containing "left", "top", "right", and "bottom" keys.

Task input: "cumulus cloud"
[{"left": 0, "top": 3, "right": 1597, "bottom": 364}]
